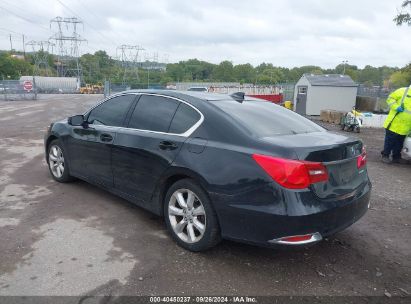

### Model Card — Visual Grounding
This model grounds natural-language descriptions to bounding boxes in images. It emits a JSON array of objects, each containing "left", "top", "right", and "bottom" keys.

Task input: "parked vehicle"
[
  {"left": 80, "top": 83, "right": 104, "bottom": 94},
  {"left": 403, "top": 136, "right": 411, "bottom": 159},
  {"left": 187, "top": 86, "right": 208, "bottom": 92},
  {"left": 44, "top": 90, "right": 371, "bottom": 251}
]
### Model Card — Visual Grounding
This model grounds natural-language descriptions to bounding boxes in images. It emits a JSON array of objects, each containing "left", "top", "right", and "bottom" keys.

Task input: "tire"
[
  {"left": 164, "top": 178, "right": 221, "bottom": 252},
  {"left": 340, "top": 123, "right": 345, "bottom": 130},
  {"left": 47, "top": 139, "right": 75, "bottom": 183}
]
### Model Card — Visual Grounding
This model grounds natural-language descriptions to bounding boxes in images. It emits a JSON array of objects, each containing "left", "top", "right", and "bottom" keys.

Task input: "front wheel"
[
  {"left": 47, "top": 139, "right": 75, "bottom": 183},
  {"left": 164, "top": 179, "right": 221, "bottom": 252}
]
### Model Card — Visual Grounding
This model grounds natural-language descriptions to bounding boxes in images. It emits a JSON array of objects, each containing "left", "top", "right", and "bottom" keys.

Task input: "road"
[{"left": 0, "top": 94, "right": 410, "bottom": 297}]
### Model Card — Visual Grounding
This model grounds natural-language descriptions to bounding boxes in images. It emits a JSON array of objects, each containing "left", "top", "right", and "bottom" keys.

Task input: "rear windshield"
[{"left": 216, "top": 100, "right": 324, "bottom": 137}]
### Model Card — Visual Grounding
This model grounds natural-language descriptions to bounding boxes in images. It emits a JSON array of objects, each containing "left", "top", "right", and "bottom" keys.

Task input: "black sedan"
[{"left": 44, "top": 90, "right": 371, "bottom": 251}]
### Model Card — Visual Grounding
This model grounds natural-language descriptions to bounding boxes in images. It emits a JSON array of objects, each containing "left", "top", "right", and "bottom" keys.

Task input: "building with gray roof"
[{"left": 293, "top": 74, "right": 358, "bottom": 115}]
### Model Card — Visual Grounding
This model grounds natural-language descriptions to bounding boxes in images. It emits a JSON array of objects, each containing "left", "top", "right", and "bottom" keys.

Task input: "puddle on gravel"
[
  {"left": 0, "top": 218, "right": 137, "bottom": 295},
  {"left": 0, "top": 218, "right": 20, "bottom": 227},
  {"left": 0, "top": 138, "right": 44, "bottom": 187},
  {"left": 0, "top": 184, "right": 51, "bottom": 210}
]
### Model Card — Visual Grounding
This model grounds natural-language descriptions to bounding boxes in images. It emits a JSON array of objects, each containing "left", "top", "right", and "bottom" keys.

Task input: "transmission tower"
[
  {"left": 49, "top": 17, "right": 86, "bottom": 81},
  {"left": 25, "top": 40, "right": 55, "bottom": 76},
  {"left": 162, "top": 53, "right": 170, "bottom": 65},
  {"left": 143, "top": 52, "right": 160, "bottom": 89},
  {"left": 144, "top": 52, "right": 159, "bottom": 69},
  {"left": 160, "top": 53, "right": 169, "bottom": 71},
  {"left": 116, "top": 45, "right": 145, "bottom": 85}
]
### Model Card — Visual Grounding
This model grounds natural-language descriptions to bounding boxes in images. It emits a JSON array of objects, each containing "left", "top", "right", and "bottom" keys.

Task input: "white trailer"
[{"left": 20, "top": 76, "right": 79, "bottom": 93}]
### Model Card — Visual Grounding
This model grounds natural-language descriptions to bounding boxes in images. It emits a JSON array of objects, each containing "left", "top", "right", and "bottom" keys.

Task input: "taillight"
[
  {"left": 357, "top": 146, "right": 367, "bottom": 169},
  {"left": 252, "top": 154, "right": 328, "bottom": 189}
]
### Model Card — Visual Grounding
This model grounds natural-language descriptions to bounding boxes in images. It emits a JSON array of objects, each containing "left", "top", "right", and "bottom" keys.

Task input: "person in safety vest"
[{"left": 381, "top": 85, "right": 411, "bottom": 164}]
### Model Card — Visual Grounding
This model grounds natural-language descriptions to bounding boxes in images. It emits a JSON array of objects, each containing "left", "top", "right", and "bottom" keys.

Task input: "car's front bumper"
[{"left": 211, "top": 181, "right": 371, "bottom": 247}]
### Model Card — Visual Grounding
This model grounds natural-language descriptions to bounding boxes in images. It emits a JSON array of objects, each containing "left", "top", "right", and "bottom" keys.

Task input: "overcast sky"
[{"left": 0, "top": 0, "right": 410, "bottom": 68}]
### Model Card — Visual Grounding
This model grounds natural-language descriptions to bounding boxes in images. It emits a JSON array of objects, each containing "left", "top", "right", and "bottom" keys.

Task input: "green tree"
[
  {"left": 233, "top": 63, "right": 255, "bottom": 83},
  {"left": 0, "top": 52, "right": 33, "bottom": 79},
  {"left": 213, "top": 61, "right": 235, "bottom": 81},
  {"left": 394, "top": 1, "right": 411, "bottom": 25},
  {"left": 389, "top": 64, "right": 411, "bottom": 87},
  {"left": 357, "top": 65, "right": 381, "bottom": 86}
]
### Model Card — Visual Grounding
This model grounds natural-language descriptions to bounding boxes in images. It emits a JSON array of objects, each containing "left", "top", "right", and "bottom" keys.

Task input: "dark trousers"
[{"left": 382, "top": 129, "right": 406, "bottom": 160}]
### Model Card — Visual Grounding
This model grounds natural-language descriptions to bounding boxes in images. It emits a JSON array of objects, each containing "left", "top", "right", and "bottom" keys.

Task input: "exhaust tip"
[{"left": 269, "top": 232, "right": 322, "bottom": 245}]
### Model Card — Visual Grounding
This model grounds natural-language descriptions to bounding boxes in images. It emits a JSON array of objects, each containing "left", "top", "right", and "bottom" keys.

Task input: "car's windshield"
[{"left": 216, "top": 100, "right": 325, "bottom": 137}]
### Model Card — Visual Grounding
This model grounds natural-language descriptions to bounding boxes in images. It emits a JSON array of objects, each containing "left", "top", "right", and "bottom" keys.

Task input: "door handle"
[
  {"left": 100, "top": 133, "right": 113, "bottom": 142},
  {"left": 159, "top": 141, "right": 177, "bottom": 150}
]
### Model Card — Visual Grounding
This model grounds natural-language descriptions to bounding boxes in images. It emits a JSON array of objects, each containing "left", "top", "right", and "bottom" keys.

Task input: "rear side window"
[
  {"left": 87, "top": 94, "right": 135, "bottom": 127},
  {"left": 215, "top": 100, "right": 324, "bottom": 137},
  {"left": 129, "top": 95, "right": 179, "bottom": 132},
  {"left": 169, "top": 103, "right": 201, "bottom": 134}
]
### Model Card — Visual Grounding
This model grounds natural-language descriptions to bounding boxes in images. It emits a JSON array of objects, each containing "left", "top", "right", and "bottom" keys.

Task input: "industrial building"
[{"left": 293, "top": 74, "right": 358, "bottom": 115}]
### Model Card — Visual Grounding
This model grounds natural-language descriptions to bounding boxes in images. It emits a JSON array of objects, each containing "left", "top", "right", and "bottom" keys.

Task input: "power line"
[
  {"left": 2, "top": 0, "right": 47, "bottom": 22},
  {"left": 72, "top": 0, "right": 123, "bottom": 47},
  {"left": 0, "top": 5, "right": 50, "bottom": 32},
  {"left": 56, "top": 0, "right": 119, "bottom": 48},
  {"left": 0, "top": 27, "right": 23, "bottom": 35}
]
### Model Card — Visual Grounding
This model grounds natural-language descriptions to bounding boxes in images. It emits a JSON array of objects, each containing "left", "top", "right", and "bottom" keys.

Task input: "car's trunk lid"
[{"left": 261, "top": 131, "right": 368, "bottom": 199}]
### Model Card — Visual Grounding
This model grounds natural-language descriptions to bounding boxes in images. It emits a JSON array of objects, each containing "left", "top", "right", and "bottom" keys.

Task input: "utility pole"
[
  {"left": 9, "top": 34, "right": 13, "bottom": 52},
  {"left": 342, "top": 60, "right": 348, "bottom": 75},
  {"left": 22, "top": 35, "right": 25, "bottom": 58}
]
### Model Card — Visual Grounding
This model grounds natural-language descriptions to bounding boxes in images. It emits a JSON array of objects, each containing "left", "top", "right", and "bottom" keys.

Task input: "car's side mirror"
[{"left": 68, "top": 114, "right": 85, "bottom": 126}]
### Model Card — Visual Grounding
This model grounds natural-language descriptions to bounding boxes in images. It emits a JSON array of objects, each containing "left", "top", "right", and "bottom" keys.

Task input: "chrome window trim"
[{"left": 84, "top": 92, "right": 204, "bottom": 138}]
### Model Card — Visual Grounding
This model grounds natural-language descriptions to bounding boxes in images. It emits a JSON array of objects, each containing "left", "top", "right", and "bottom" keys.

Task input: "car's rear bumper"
[{"left": 211, "top": 180, "right": 371, "bottom": 247}]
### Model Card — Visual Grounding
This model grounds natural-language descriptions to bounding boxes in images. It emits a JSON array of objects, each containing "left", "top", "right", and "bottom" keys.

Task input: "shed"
[{"left": 293, "top": 74, "right": 358, "bottom": 115}]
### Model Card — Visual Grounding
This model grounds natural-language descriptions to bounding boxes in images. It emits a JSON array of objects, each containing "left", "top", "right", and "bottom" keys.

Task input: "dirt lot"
[{"left": 0, "top": 94, "right": 410, "bottom": 298}]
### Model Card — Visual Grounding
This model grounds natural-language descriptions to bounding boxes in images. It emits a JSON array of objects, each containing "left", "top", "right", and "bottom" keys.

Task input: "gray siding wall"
[{"left": 306, "top": 86, "right": 357, "bottom": 115}]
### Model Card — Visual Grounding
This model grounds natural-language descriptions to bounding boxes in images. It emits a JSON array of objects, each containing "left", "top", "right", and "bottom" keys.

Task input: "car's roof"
[{"left": 119, "top": 89, "right": 258, "bottom": 102}]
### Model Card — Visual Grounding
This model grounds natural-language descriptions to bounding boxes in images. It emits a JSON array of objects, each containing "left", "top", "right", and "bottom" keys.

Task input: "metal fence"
[
  {"left": 357, "top": 85, "right": 393, "bottom": 99},
  {"left": 0, "top": 79, "right": 37, "bottom": 101},
  {"left": 105, "top": 83, "right": 166, "bottom": 97},
  {"left": 277, "top": 83, "right": 295, "bottom": 101},
  {"left": 176, "top": 82, "right": 295, "bottom": 101},
  {"left": 109, "top": 84, "right": 131, "bottom": 94}
]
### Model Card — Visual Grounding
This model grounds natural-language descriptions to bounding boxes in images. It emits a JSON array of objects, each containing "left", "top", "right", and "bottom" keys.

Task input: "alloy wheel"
[
  {"left": 49, "top": 145, "right": 65, "bottom": 178},
  {"left": 168, "top": 188, "right": 206, "bottom": 244}
]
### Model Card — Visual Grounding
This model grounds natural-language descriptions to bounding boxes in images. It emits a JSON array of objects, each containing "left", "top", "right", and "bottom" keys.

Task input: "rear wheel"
[
  {"left": 164, "top": 179, "right": 221, "bottom": 252},
  {"left": 47, "top": 139, "right": 74, "bottom": 183}
]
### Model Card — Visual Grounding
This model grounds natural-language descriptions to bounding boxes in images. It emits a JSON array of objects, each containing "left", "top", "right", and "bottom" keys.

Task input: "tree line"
[{"left": 0, "top": 50, "right": 410, "bottom": 89}]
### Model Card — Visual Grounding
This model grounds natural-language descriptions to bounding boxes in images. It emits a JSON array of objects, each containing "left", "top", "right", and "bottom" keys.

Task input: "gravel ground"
[{"left": 0, "top": 94, "right": 410, "bottom": 298}]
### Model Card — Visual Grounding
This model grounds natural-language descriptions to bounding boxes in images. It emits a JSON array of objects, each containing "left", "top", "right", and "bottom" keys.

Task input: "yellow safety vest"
[{"left": 383, "top": 86, "right": 411, "bottom": 135}]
